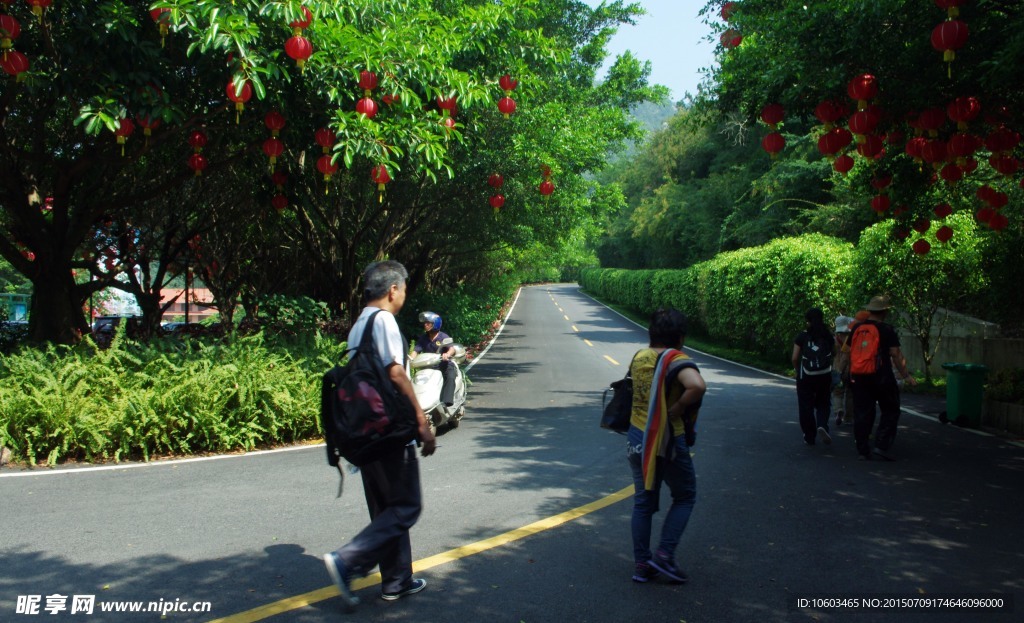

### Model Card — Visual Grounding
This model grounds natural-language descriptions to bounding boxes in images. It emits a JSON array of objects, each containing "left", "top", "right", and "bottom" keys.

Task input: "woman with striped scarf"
[{"left": 626, "top": 308, "right": 707, "bottom": 584}]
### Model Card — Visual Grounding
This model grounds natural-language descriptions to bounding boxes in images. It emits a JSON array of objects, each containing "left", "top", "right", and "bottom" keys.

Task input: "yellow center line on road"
[
  {"left": 584, "top": 339, "right": 594, "bottom": 347},
  {"left": 572, "top": 325, "right": 578, "bottom": 332},
  {"left": 563, "top": 315, "right": 570, "bottom": 321},
  {"left": 604, "top": 355, "right": 620, "bottom": 366},
  {"left": 207, "top": 486, "right": 633, "bottom": 623}
]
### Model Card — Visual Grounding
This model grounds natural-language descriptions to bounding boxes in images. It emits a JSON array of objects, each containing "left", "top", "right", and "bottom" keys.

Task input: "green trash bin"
[{"left": 941, "top": 363, "right": 989, "bottom": 428}]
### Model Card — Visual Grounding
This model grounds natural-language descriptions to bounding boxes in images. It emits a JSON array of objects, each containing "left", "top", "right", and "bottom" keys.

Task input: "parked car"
[{"left": 90, "top": 315, "right": 144, "bottom": 346}]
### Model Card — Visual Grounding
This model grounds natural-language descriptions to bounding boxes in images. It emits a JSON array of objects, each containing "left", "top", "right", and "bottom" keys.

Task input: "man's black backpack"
[{"left": 321, "top": 311, "right": 418, "bottom": 467}]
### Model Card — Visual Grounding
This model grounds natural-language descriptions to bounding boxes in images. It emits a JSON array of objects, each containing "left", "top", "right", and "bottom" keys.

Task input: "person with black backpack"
[
  {"left": 792, "top": 308, "right": 835, "bottom": 446},
  {"left": 322, "top": 260, "right": 436, "bottom": 612}
]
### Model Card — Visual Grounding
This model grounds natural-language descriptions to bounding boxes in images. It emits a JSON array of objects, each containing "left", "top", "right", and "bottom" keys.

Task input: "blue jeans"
[{"left": 626, "top": 425, "right": 697, "bottom": 564}]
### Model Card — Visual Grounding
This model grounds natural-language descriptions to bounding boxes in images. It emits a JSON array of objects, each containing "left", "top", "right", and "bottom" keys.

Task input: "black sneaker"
[
  {"left": 381, "top": 578, "right": 427, "bottom": 601},
  {"left": 648, "top": 552, "right": 689, "bottom": 584},
  {"left": 632, "top": 562, "right": 659, "bottom": 583},
  {"left": 872, "top": 447, "right": 896, "bottom": 462},
  {"left": 323, "top": 552, "right": 360, "bottom": 611}
]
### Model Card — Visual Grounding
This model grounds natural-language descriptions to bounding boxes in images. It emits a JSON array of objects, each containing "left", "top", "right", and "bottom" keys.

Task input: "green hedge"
[{"left": 582, "top": 234, "right": 856, "bottom": 360}]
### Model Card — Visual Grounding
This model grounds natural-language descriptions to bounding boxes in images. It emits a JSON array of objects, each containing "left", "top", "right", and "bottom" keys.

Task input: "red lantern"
[
  {"left": 499, "top": 74, "right": 518, "bottom": 93},
  {"left": 961, "top": 157, "right": 978, "bottom": 173},
  {"left": 289, "top": 6, "right": 313, "bottom": 34},
  {"left": 934, "top": 203, "right": 954, "bottom": 218},
  {"left": 539, "top": 179, "right": 555, "bottom": 196},
  {"left": 0, "top": 48, "right": 28, "bottom": 79},
  {"left": 870, "top": 195, "right": 891, "bottom": 213},
  {"left": 314, "top": 127, "right": 335, "bottom": 153},
  {"left": 285, "top": 36, "right": 312, "bottom": 71},
  {"left": 488, "top": 173, "right": 504, "bottom": 188},
  {"left": 936, "top": 225, "right": 954, "bottom": 243},
  {"left": 441, "top": 116, "right": 456, "bottom": 131},
  {"left": 371, "top": 164, "right": 391, "bottom": 202},
  {"left": 913, "top": 218, "right": 932, "bottom": 234},
  {"left": 316, "top": 154, "right": 338, "bottom": 183},
  {"left": 817, "top": 127, "right": 852, "bottom": 158},
  {"left": 931, "top": 20, "right": 969, "bottom": 77},
  {"left": 761, "top": 132, "right": 785, "bottom": 158},
  {"left": 814, "top": 100, "right": 848, "bottom": 128},
  {"left": 833, "top": 154, "right": 855, "bottom": 174},
  {"left": 976, "top": 206, "right": 995, "bottom": 223},
  {"left": 989, "top": 213, "right": 1010, "bottom": 232},
  {"left": 856, "top": 134, "right": 884, "bottom": 159},
  {"left": 1, "top": 14, "right": 21, "bottom": 51},
  {"left": 870, "top": 174, "right": 893, "bottom": 191},
  {"left": 489, "top": 194, "right": 505, "bottom": 211},
  {"left": 917, "top": 107, "right": 947, "bottom": 137},
  {"left": 988, "top": 191, "right": 1009, "bottom": 210},
  {"left": 940, "top": 163, "right": 963, "bottom": 183},
  {"left": 271, "top": 171, "right": 288, "bottom": 189},
  {"left": 921, "top": 139, "right": 948, "bottom": 167},
  {"left": 149, "top": 8, "right": 171, "bottom": 47},
  {"left": 188, "top": 129, "right": 208, "bottom": 152},
  {"left": 113, "top": 118, "right": 134, "bottom": 156},
  {"left": 264, "top": 111, "right": 286, "bottom": 136},
  {"left": 760, "top": 103, "right": 784, "bottom": 129},
  {"left": 262, "top": 137, "right": 284, "bottom": 168},
  {"left": 497, "top": 96, "right": 517, "bottom": 118},
  {"left": 437, "top": 95, "right": 457, "bottom": 116},
  {"left": 989, "top": 154, "right": 1019, "bottom": 176},
  {"left": 359, "top": 71, "right": 378, "bottom": 96},
  {"left": 847, "top": 74, "right": 878, "bottom": 110},
  {"left": 894, "top": 227, "right": 911, "bottom": 241},
  {"left": 226, "top": 79, "right": 253, "bottom": 123},
  {"left": 356, "top": 97, "right": 378, "bottom": 119},
  {"left": 382, "top": 94, "right": 400, "bottom": 107},
  {"left": 720, "top": 29, "right": 742, "bottom": 49},
  {"left": 721, "top": 2, "right": 737, "bottom": 20},
  {"left": 848, "top": 110, "right": 880, "bottom": 138},
  {"left": 947, "top": 96, "right": 980, "bottom": 130},
  {"left": 25, "top": 0, "right": 51, "bottom": 23},
  {"left": 905, "top": 136, "right": 927, "bottom": 161},
  {"left": 985, "top": 127, "right": 1020, "bottom": 154},
  {"left": 912, "top": 239, "right": 931, "bottom": 255},
  {"left": 271, "top": 194, "right": 288, "bottom": 213},
  {"left": 948, "top": 132, "right": 979, "bottom": 161},
  {"left": 135, "top": 115, "right": 161, "bottom": 139},
  {"left": 187, "top": 153, "right": 207, "bottom": 177}
]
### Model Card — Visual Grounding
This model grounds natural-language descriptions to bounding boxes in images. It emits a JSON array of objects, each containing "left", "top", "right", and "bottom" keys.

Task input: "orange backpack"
[{"left": 849, "top": 322, "right": 883, "bottom": 375}]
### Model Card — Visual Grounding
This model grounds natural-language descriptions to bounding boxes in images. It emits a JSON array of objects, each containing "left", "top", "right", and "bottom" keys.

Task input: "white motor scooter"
[{"left": 411, "top": 339, "right": 468, "bottom": 434}]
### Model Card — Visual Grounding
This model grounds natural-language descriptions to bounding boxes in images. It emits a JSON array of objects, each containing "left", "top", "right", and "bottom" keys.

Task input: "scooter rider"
[{"left": 412, "top": 311, "right": 456, "bottom": 407}]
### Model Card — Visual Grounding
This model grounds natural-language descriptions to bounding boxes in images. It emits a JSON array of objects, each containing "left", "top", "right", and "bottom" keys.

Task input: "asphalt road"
[{"left": 2, "top": 284, "right": 1021, "bottom": 623}]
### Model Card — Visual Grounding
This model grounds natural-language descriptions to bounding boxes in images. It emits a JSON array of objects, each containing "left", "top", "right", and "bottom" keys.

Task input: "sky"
[{"left": 581, "top": 0, "right": 717, "bottom": 102}]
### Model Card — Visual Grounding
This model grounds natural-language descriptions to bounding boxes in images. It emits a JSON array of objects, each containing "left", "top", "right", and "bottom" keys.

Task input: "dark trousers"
[
  {"left": 797, "top": 374, "right": 832, "bottom": 442},
  {"left": 334, "top": 444, "right": 422, "bottom": 594},
  {"left": 851, "top": 374, "right": 901, "bottom": 456},
  {"left": 439, "top": 360, "right": 456, "bottom": 406}
]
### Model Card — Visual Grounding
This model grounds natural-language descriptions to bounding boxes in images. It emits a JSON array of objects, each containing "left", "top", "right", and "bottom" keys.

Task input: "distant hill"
[{"left": 632, "top": 100, "right": 679, "bottom": 133}]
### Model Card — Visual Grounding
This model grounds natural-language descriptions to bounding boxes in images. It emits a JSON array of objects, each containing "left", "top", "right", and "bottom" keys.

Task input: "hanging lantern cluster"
[
  {"left": 270, "top": 170, "right": 288, "bottom": 213},
  {"left": 759, "top": 103, "right": 785, "bottom": 159},
  {"left": 0, "top": 11, "right": 28, "bottom": 81},
  {"left": 975, "top": 185, "right": 1010, "bottom": 231},
  {"left": 931, "top": 1, "right": 969, "bottom": 79},
  {"left": 261, "top": 110, "right": 286, "bottom": 171},
  {"left": 488, "top": 172, "right": 505, "bottom": 213},
  {"left": 187, "top": 129, "right": 208, "bottom": 177},
  {"left": 314, "top": 125, "right": 338, "bottom": 193},
  {"left": 356, "top": 70, "right": 378, "bottom": 119},
  {"left": 150, "top": 8, "right": 171, "bottom": 48},
  {"left": 113, "top": 117, "right": 134, "bottom": 157},
  {"left": 539, "top": 164, "right": 554, "bottom": 198},
  {"left": 720, "top": 2, "right": 741, "bottom": 49},
  {"left": 284, "top": 6, "right": 313, "bottom": 71},
  {"left": 226, "top": 76, "right": 253, "bottom": 124},
  {"left": 497, "top": 74, "right": 517, "bottom": 119},
  {"left": 370, "top": 164, "right": 391, "bottom": 203}
]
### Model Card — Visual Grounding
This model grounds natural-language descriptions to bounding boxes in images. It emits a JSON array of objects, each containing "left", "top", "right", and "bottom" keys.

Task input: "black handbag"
[{"left": 601, "top": 352, "right": 641, "bottom": 433}]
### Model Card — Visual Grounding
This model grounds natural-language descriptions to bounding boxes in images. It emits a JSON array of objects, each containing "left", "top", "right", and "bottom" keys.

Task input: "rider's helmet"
[{"left": 418, "top": 311, "right": 442, "bottom": 332}]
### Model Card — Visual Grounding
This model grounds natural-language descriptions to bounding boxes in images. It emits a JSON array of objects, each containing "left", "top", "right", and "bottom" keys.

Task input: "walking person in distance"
[{"left": 792, "top": 308, "right": 835, "bottom": 446}]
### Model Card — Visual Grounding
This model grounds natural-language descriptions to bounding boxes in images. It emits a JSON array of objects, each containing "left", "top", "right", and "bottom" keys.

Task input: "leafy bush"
[
  {"left": 404, "top": 275, "right": 519, "bottom": 347},
  {"left": 987, "top": 368, "right": 1024, "bottom": 405},
  {"left": 0, "top": 332, "right": 345, "bottom": 466}
]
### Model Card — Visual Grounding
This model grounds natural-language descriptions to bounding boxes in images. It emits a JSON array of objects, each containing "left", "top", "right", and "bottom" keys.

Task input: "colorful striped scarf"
[{"left": 641, "top": 348, "right": 690, "bottom": 490}]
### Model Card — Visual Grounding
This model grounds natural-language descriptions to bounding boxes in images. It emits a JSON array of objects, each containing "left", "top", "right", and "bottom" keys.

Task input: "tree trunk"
[{"left": 29, "top": 264, "right": 87, "bottom": 344}]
